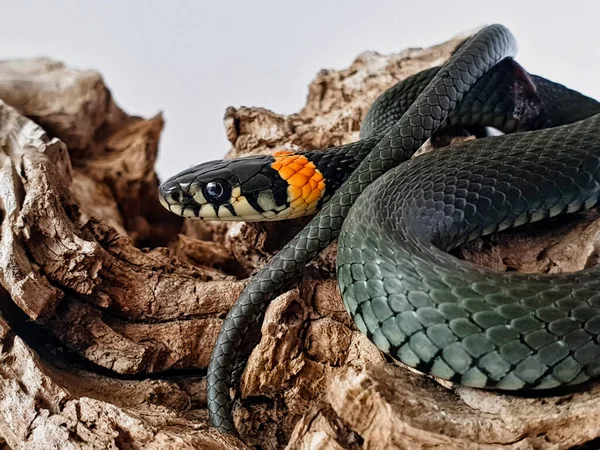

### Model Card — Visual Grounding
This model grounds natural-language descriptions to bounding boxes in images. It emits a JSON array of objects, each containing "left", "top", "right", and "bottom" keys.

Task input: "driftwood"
[{"left": 0, "top": 30, "right": 599, "bottom": 450}]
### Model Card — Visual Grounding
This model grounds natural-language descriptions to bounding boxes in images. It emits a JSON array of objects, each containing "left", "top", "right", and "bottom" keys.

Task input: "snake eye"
[{"left": 204, "top": 181, "right": 230, "bottom": 202}]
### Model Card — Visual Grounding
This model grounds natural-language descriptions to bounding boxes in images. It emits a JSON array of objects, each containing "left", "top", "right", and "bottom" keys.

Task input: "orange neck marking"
[{"left": 271, "top": 152, "right": 326, "bottom": 210}]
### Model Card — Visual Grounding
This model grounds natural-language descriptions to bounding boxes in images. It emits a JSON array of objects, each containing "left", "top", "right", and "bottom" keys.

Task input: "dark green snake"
[{"left": 158, "top": 24, "right": 600, "bottom": 435}]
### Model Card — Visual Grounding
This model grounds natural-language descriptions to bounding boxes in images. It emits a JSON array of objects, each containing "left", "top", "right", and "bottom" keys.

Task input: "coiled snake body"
[{"left": 159, "top": 25, "right": 600, "bottom": 434}]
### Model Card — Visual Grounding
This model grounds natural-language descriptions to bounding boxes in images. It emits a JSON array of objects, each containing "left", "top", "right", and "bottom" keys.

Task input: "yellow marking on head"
[
  {"left": 199, "top": 204, "right": 215, "bottom": 217},
  {"left": 193, "top": 191, "right": 207, "bottom": 204},
  {"left": 232, "top": 197, "right": 260, "bottom": 216},
  {"left": 270, "top": 152, "right": 327, "bottom": 218},
  {"left": 278, "top": 206, "right": 292, "bottom": 216},
  {"left": 257, "top": 190, "right": 276, "bottom": 211},
  {"left": 218, "top": 205, "right": 235, "bottom": 218},
  {"left": 232, "top": 186, "right": 241, "bottom": 199},
  {"left": 169, "top": 204, "right": 185, "bottom": 216}
]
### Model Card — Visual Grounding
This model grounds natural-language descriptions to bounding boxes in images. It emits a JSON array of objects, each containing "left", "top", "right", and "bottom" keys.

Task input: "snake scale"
[{"left": 159, "top": 24, "right": 600, "bottom": 435}]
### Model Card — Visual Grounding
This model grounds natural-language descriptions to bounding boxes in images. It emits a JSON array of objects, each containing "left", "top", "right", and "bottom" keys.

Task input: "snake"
[{"left": 158, "top": 24, "right": 600, "bottom": 435}]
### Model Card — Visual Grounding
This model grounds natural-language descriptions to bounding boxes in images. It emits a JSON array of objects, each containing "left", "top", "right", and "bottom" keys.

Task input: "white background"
[{"left": 1, "top": 0, "right": 598, "bottom": 179}]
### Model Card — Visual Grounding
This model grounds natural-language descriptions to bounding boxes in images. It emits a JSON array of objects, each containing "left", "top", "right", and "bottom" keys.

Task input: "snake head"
[{"left": 159, "top": 151, "right": 327, "bottom": 221}]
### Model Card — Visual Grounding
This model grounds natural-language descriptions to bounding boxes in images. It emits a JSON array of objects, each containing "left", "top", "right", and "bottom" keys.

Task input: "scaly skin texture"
[
  {"left": 157, "top": 25, "right": 600, "bottom": 435},
  {"left": 206, "top": 25, "right": 520, "bottom": 434},
  {"left": 339, "top": 114, "right": 600, "bottom": 389}
]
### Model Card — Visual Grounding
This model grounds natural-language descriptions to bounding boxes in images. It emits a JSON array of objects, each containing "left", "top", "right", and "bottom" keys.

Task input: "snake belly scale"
[{"left": 158, "top": 24, "right": 600, "bottom": 434}]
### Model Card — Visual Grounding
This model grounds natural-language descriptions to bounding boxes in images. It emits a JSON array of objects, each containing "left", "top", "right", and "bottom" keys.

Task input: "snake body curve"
[{"left": 158, "top": 25, "right": 600, "bottom": 435}]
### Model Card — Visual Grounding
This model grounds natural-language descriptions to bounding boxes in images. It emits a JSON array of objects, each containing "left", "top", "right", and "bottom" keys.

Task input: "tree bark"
[{"left": 0, "top": 32, "right": 599, "bottom": 450}]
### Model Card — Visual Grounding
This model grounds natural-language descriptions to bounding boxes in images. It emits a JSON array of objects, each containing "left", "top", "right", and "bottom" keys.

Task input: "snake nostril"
[{"left": 159, "top": 178, "right": 192, "bottom": 205}]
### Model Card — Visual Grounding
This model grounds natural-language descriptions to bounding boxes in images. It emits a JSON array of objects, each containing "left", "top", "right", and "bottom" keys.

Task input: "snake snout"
[{"left": 159, "top": 177, "right": 196, "bottom": 211}]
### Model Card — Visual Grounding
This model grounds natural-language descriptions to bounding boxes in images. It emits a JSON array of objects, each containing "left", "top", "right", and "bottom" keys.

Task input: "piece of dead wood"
[
  {"left": 0, "top": 58, "right": 182, "bottom": 247},
  {"left": 0, "top": 28, "right": 600, "bottom": 450}
]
